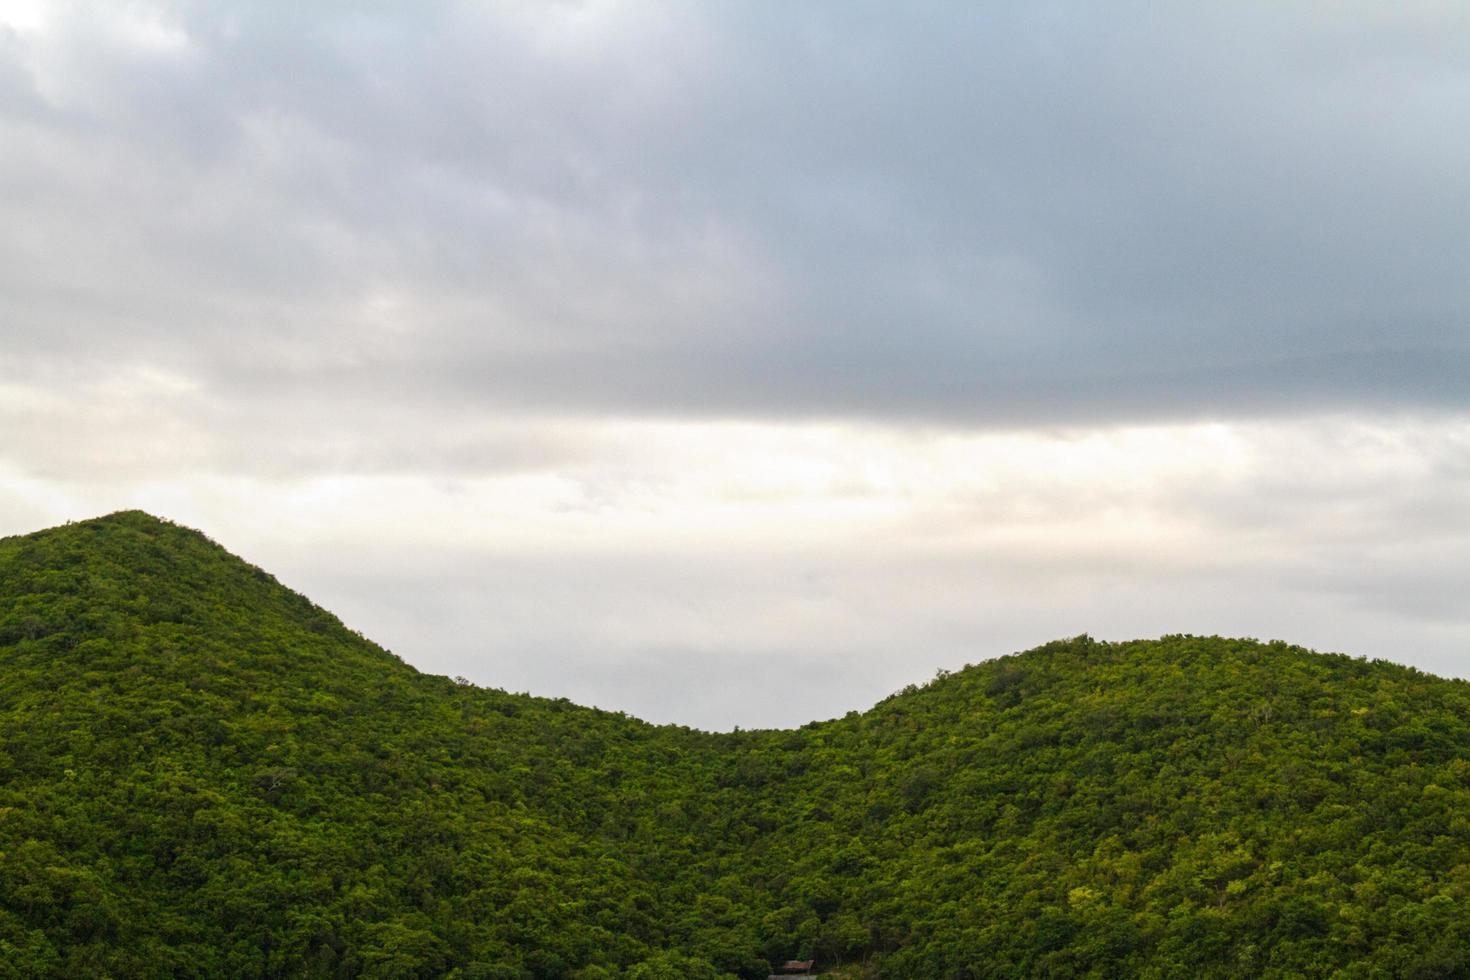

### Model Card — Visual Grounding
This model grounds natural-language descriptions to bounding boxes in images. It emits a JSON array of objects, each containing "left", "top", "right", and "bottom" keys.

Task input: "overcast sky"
[{"left": 2, "top": 1, "right": 1468, "bottom": 728}]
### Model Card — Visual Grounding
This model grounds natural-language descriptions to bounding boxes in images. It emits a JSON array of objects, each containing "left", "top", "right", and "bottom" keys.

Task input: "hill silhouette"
[{"left": 2, "top": 512, "right": 1470, "bottom": 977}]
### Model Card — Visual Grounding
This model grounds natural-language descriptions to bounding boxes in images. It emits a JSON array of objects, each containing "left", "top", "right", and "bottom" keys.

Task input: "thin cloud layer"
[{"left": 4, "top": 416, "right": 1469, "bottom": 728}]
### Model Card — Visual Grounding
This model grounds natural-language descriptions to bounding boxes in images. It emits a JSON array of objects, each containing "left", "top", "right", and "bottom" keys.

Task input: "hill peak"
[
  {"left": 0, "top": 510, "right": 386, "bottom": 672},
  {"left": 91, "top": 508, "right": 174, "bottom": 526},
  {"left": 5, "top": 509, "right": 193, "bottom": 546}
]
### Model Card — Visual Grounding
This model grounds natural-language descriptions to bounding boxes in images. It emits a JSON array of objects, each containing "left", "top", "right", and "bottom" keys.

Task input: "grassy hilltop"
[{"left": 2, "top": 512, "right": 1470, "bottom": 978}]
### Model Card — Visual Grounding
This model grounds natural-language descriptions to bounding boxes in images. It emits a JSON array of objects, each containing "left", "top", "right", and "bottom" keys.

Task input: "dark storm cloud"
[{"left": 3, "top": 1, "right": 1468, "bottom": 437}]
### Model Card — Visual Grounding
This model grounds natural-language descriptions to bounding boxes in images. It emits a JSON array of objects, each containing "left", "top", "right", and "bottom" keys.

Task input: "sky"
[{"left": 2, "top": 1, "right": 1468, "bottom": 729}]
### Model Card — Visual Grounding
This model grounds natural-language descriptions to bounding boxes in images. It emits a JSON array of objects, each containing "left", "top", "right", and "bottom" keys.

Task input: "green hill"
[{"left": 3, "top": 512, "right": 1470, "bottom": 978}]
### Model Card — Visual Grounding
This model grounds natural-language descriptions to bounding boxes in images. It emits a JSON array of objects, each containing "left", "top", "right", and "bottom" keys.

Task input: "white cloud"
[
  {"left": 4, "top": 414, "right": 1467, "bottom": 728},
  {"left": 0, "top": 0, "right": 47, "bottom": 34}
]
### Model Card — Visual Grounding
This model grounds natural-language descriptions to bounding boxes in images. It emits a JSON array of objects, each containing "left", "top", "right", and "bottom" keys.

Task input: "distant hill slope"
[{"left": 3, "top": 512, "right": 1470, "bottom": 978}]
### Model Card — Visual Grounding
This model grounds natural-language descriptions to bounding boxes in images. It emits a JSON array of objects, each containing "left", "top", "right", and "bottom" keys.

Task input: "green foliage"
[{"left": 3, "top": 512, "right": 1470, "bottom": 976}]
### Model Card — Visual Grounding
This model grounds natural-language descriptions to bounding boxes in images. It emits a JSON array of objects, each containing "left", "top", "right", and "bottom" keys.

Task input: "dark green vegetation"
[{"left": 3, "top": 513, "right": 1470, "bottom": 978}]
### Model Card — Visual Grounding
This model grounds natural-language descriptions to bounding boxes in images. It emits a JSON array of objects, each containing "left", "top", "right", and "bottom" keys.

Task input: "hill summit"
[{"left": 2, "top": 512, "right": 1470, "bottom": 977}]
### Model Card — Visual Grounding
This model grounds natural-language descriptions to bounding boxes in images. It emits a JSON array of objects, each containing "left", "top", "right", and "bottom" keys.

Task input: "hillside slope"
[{"left": 2, "top": 512, "right": 1470, "bottom": 978}]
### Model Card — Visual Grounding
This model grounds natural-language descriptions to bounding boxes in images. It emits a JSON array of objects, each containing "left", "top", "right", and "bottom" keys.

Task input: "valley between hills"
[{"left": 3, "top": 511, "right": 1470, "bottom": 978}]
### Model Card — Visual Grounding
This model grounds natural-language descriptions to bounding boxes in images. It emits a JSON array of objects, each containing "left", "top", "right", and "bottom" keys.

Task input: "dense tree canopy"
[{"left": 2, "top": 512, "right": 1470, "bottom": 977}]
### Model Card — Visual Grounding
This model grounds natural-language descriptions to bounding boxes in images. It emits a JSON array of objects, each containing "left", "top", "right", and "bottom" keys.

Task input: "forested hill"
[{"left": 3, "top": 513, "right": 1470, "bottom": 978}]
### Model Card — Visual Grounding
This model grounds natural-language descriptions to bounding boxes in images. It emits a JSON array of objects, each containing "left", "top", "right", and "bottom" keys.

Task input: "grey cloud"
[{"left": 2, "top": 0, "right": 1468, "bottom": 456}]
